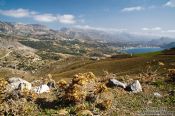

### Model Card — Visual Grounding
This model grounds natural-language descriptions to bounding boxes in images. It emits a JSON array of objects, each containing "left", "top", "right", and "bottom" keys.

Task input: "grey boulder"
[
  {"left": 108, "top": 79, "right": 127, "bottom": 88},
  {"left": 126, "top": 80, "right": 142, "bottom": 93}
]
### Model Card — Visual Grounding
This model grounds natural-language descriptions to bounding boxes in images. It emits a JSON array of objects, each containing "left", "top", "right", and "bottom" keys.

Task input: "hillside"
[
  {"left": 36, "top": 48, "right": 175, "bottom": 81},
  {"left": 0, "top": 20, "right": 175, "bottom": 115},
  {"left": 162, "top": 42, "right": 175, "bottom": 49},
  {"left": 0, "top": 48, "right": 175, "bottom": 115}
]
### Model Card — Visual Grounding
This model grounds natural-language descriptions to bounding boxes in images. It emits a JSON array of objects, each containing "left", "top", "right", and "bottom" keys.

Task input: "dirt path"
[{"left": 0, "top": 51, "right": 12, "bottom": 59}]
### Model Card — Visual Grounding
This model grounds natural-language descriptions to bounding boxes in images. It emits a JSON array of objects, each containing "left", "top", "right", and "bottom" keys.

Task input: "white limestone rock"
[
  {"left": 126, "top": 80, "right": 142, "bottom": 93},
  {"left": 32, "top": 84, "right": 50, "bottom": 94},
  {"left": 108, "top": 79, "right": 127, "bottom": 88},
  {"left": 8, "top": 77, "right": 32, "bottom": 91},
  {"left": 153, "top": 92, "right": 162, "bottom": 97}
]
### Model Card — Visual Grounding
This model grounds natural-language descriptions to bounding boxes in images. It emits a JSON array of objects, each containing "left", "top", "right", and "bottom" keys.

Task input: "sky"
[{"left": 0, "top": 0, "right": 175, "bottom": 37}]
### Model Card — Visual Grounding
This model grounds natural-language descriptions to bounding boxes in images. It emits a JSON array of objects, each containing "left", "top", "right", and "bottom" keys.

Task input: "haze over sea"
[{"left": 124, "top": 47, "right": 163, "bottom": 54}]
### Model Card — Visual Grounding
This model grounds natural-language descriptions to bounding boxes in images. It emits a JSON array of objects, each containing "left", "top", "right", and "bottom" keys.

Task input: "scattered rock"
[
  {"left": 153, "top": 92, "right": 162, "bottom": 97},
  {"left": 125, "top": 80, "right": 142, "bottom": 93},
  {"left": 90, "top": 57, "right": 100, "bottom": 61},
  {"left": 77, "top": 110, "right": 93, "bottom": 116},
  {"left": 8, "top": 77, "right": 32, "bottom": 91},
  {"left": 108, "top": 79, "right": 127, "bottom": 88},
  {"left": 158, "top": 62, "right": 165, "bottom": 66},
  {"left": 32, "top": 84, "right": 50, "bottom": 94}
]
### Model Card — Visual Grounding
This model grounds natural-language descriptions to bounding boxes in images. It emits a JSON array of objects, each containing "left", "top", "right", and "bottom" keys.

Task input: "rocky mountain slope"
[
  {"left": 59, "top": 27, "right": 158, "bottom": 43},
  {"left": 1, "top": 21, "right": 174, "bottom": 45},
  {"left": 148, "top": 37, "right": 175, "bottom": 46}
]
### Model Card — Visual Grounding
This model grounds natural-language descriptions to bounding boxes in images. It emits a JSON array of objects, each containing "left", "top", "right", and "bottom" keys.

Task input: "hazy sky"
[{"left": 0, "top": 0, "right": 175, "bottom": 37}]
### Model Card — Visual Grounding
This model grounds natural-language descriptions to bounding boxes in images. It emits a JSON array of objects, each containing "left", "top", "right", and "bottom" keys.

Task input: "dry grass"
[
  {"left": 0, "top": 69, "right": 174, "bottom": 115},
  {"left": 0, "top": 49, "right": 175, "bottom": 115}
]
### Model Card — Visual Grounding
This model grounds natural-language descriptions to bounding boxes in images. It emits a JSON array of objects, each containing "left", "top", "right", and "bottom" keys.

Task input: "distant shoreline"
[
  {"left": 120, "top": 47, "right": 164, "bottom": 54},
  {"left": 121, "top": 46, "right": 162, "bottom": 50}
]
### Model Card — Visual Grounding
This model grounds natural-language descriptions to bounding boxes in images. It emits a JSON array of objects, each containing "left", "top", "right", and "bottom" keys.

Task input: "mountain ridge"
[{"left": 1, "top": 21, "right": 175, "bottom": 45}]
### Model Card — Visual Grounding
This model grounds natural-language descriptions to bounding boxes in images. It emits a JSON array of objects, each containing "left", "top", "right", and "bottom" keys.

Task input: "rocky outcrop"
[
  {"left": 32, "top": 84, "right": 50, "bottom": 94},
  {"left": 8, "top": 77, "right": 32, "bottom": 91},
  {"left": 0, "top": 21, "right": 14, "bottom": 33}
]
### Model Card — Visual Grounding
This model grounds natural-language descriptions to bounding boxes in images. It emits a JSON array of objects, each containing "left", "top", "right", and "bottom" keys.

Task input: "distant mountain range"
[
  {"left": 59, "top": 27, "right": 154, "bottom": 43},
  {"left": 0, "top": 21, "right": 175, "bottom": 46},
  {"left": 148, "top": 37, "right": 175, "bottom": 46},
  {"left": 161, "top": 42, "right": 175, "bottom": 49}
]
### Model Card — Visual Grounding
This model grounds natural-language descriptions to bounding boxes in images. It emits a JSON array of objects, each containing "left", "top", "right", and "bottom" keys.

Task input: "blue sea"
[{"left": 123, "top": 47, "right": 163, "bottom": 54}]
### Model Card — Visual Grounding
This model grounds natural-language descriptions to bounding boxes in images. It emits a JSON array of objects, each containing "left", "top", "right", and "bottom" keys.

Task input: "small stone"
[
  {"left": 108, "top": 79, "right": 127, "bottom": 88},
  {"left": 126, "top": 80, "right": 142, "bottom": 93},
  {"left": 153, "top": 92, "right": 162, "bottom": 97},
  {"left": 158, "top": 62, "right": 164, "bottom": 66}
]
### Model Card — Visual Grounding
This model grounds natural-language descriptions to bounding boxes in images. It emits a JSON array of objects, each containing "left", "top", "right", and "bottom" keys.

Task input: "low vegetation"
[{"left": 0, "top": 68, "right": 174, "bottom": 115}]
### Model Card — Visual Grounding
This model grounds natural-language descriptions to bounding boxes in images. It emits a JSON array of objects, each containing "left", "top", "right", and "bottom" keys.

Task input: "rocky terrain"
[
  {"left": 0, "top": 21, "right": 175, "bottom": 115},
  {"left": 0, "top": 66, "right": 174, "bottom": 115},
  {"left": 0, "top": 46, "right": 174, "bottom": 115}
]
